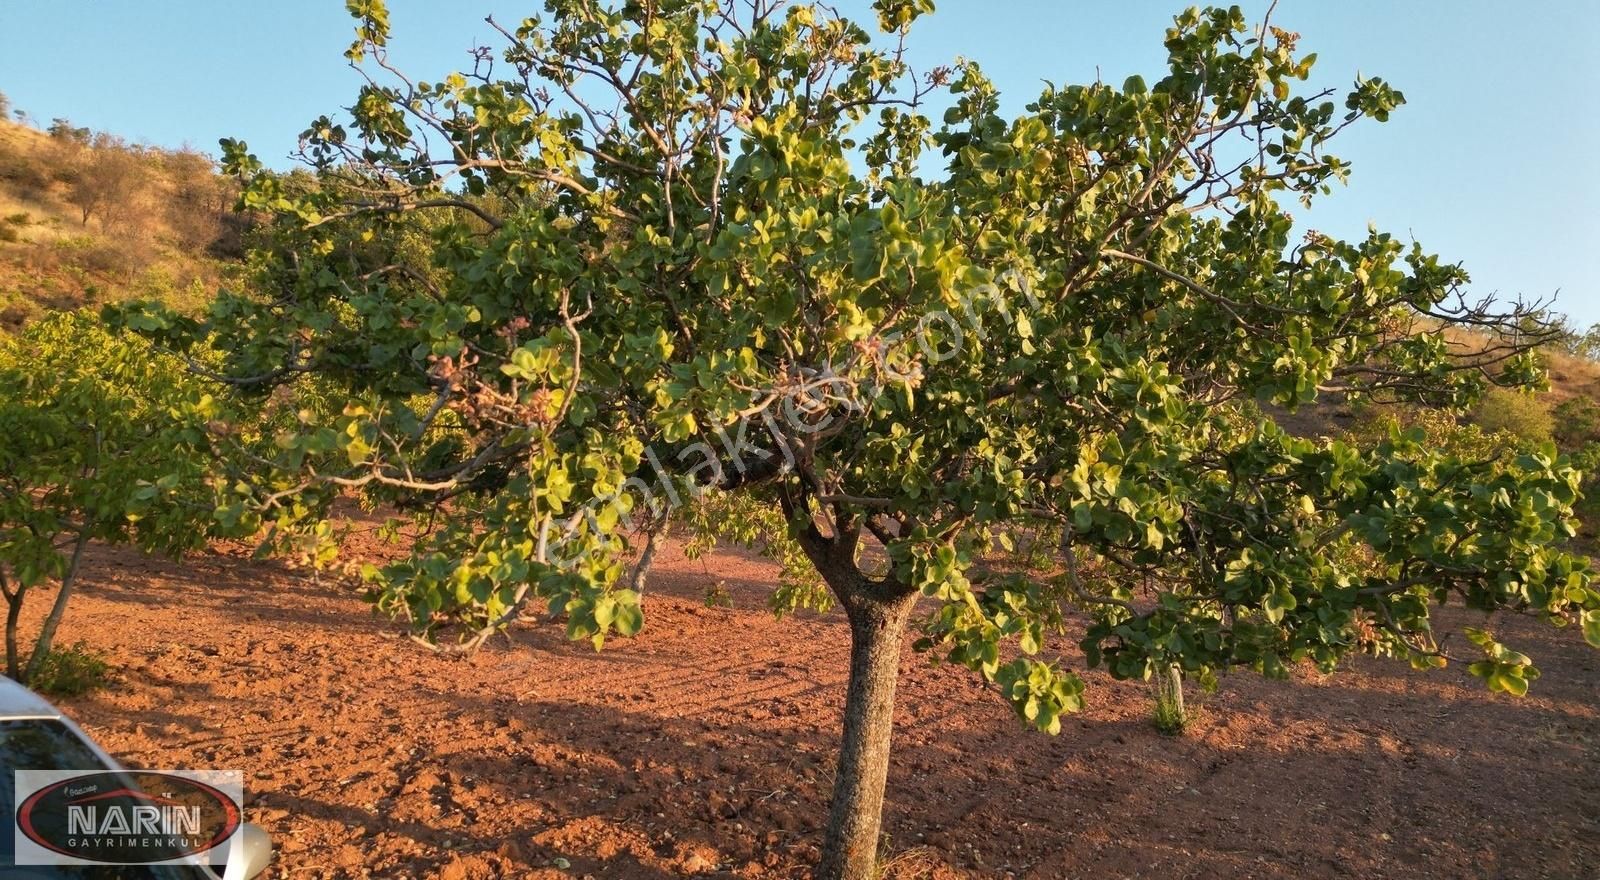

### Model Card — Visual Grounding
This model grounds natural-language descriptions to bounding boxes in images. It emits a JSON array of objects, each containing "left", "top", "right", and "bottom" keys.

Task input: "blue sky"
[{"left": 2, "top": 1, "right": 1596, "bottom": 326}]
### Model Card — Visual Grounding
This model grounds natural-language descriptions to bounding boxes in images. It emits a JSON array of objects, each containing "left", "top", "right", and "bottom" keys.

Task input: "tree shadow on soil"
[
  {"left": 42, "top": 540, "right": 1600, "bottom": 878},
  {"left": 374, "top": 670, "right": 1600, "bottom": 879}
]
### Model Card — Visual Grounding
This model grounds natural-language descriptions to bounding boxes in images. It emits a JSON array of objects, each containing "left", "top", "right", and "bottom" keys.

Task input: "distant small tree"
[
  {"left": 0, "top": 312, "right": 232, "bottom": 684},
  {"left": 47, "top": 117, "right": 90, "bottom": 145},
  {"left": 127, "top": 2, "right": 1600, "bottom": 875},
  {"left": 164, "top": 148, "right": 231, "bottom": 251},
  {"left": 67, "top": 134, "right": 146, "bottom": 229},
  {"left": 1573, "top": 323, "right": 1600, "bottom": 362},
  {"left": 1541, "top": 312, "right": 1600, "bottom": 362}
]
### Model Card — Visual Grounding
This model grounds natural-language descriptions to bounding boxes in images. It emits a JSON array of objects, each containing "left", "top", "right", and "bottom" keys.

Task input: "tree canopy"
[
  {"left": 117, "top": 2, "right": 1600, "bottom": 875},
  {"left": 0, "top": 311, "right": 233, "bottom": 683}
]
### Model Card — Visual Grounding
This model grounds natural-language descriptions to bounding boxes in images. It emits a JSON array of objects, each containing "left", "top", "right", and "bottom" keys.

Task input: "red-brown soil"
[{"left": 24, "top": 536, "right": 1600, "bottom": 879}]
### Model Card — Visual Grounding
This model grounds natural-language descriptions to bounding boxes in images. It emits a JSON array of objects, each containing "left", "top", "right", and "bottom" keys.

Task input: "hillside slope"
[{"left": 0, "top": 115, "right": 243, "bottom": 327}]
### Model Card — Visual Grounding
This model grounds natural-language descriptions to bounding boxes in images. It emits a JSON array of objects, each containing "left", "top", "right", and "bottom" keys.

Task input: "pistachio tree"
[
  {"left": 122, "top": 2, "right": 1599, "bottom": 875},
  {"left": 0, "top": 312, "right": 232, "bottom": 684}
]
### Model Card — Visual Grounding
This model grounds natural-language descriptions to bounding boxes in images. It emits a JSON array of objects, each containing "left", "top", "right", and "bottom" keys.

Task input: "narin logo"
[{"left": 15, "top": 770, "right": 241, "bottom": 865}]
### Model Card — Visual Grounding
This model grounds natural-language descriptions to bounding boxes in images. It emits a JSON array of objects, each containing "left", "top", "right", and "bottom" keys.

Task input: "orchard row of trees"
[{"left": 4, "top": 3, "right": 1600, "bottom": 877}]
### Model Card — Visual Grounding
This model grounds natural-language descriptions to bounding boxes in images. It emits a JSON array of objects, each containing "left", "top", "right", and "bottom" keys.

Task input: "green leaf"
[
  {"left": 613, "top": 603, "right": 643, "bottom": 637},
  {"left": 1582, "top": 610, "right": 1600, "bottom": 649},
  {"left": 593, "top": 596, "right": 616, "bottom": 628}
]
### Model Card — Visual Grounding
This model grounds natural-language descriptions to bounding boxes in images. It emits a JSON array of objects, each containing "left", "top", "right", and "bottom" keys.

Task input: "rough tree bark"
[
  {"left": 1152, "top": 662, "right": 1186, "bottom": 732},
  {"left": 784, "top": 480, "right": 922, "bottom": 878},
  {"left": 817, "top": 582, "right": 919, "bottom": 880}
]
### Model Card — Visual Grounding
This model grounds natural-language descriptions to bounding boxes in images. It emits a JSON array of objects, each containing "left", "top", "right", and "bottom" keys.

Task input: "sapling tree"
[
  {"left": 121, "top": 2, "right": 1600, "bottom": 875},
  {"left": 0, "top": 312, "right": 232, "bottom": 684}
]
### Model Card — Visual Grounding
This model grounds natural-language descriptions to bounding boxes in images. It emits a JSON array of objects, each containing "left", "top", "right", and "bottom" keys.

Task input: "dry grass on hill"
[
  {"left": 0, "top": 116, "right": 243, "bottom": 328},
  {"left": 1436, "top": 323, "right": 1600, "bottom": 403}
]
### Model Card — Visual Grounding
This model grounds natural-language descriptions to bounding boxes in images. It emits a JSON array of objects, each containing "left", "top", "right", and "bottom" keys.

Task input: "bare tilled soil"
[{"left": 26, "top": 536, "right": 1600, "bottom": 879}]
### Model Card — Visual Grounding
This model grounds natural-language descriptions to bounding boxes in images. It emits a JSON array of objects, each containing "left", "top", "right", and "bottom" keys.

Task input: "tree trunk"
[
  {"left": 24, "top": 532, "right": 89, "bottom": 683},
  {"left": 628, "top": 520, "right": 664, "bottom": 594},
  {"left": 5, "top": 594, "right": 21, "bottom": 682},
  {"left": 1152, "top": 662, "right": 1186, "bottom": 733},
  {"left": 817, "top": 590, "right": 917, "bottom": 880}
]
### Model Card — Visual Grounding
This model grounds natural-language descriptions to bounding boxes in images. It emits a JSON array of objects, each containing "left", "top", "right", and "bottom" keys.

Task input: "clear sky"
[{"left": 2, "top": 1, "right": 1595, "bottom": 326}]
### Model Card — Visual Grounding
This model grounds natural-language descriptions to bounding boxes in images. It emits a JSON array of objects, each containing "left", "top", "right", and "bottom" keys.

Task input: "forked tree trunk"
[{"left": 818, "top": 590, "right": 918, "bottom": 880}]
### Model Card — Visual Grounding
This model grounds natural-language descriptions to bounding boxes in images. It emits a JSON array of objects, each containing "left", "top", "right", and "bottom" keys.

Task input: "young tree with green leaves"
[
  {"left": 121, "top": 2, "right": 1599, "bottom": 875},
  {"left": 0, "top": 312, "right": 230, "bottom": 684}
]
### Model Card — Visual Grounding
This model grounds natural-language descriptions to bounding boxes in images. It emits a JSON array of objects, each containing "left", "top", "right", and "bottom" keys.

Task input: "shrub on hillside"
[
  {"left": 208, "top": 210, "right": 254, "bottom": 260},
  {"left": 131, "top": 269, "right": 212, "bottom": 312},
  {"left": 1347, "top": 403, "right": 1511, "bottom": 460},
  {"left": 1553, "top": 396, "right": 1600, "bottom": 452},
  {"left": 0, "top": 139, "right": 52, "bottom": 196},
  {"left": 164, "top": 148, "right": 233, "bottom": 253},
  {"left": 50, "top": 235, "right": 150, "bottom": 279},
  {"left": 19, "top": 239, "right": 61, "bottom": 273},
  {"left": 1573, "top": 442, "right": 1600, "bottom": 480},
  {"left": 47, "top": 118, "right": 90, "bottom": 145},
  {"left": 0, "top": 303, "right": 28, "bottom": 329},
  {"left": 1470, "top": 387, "right": 1555, "bottom": 446}
]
